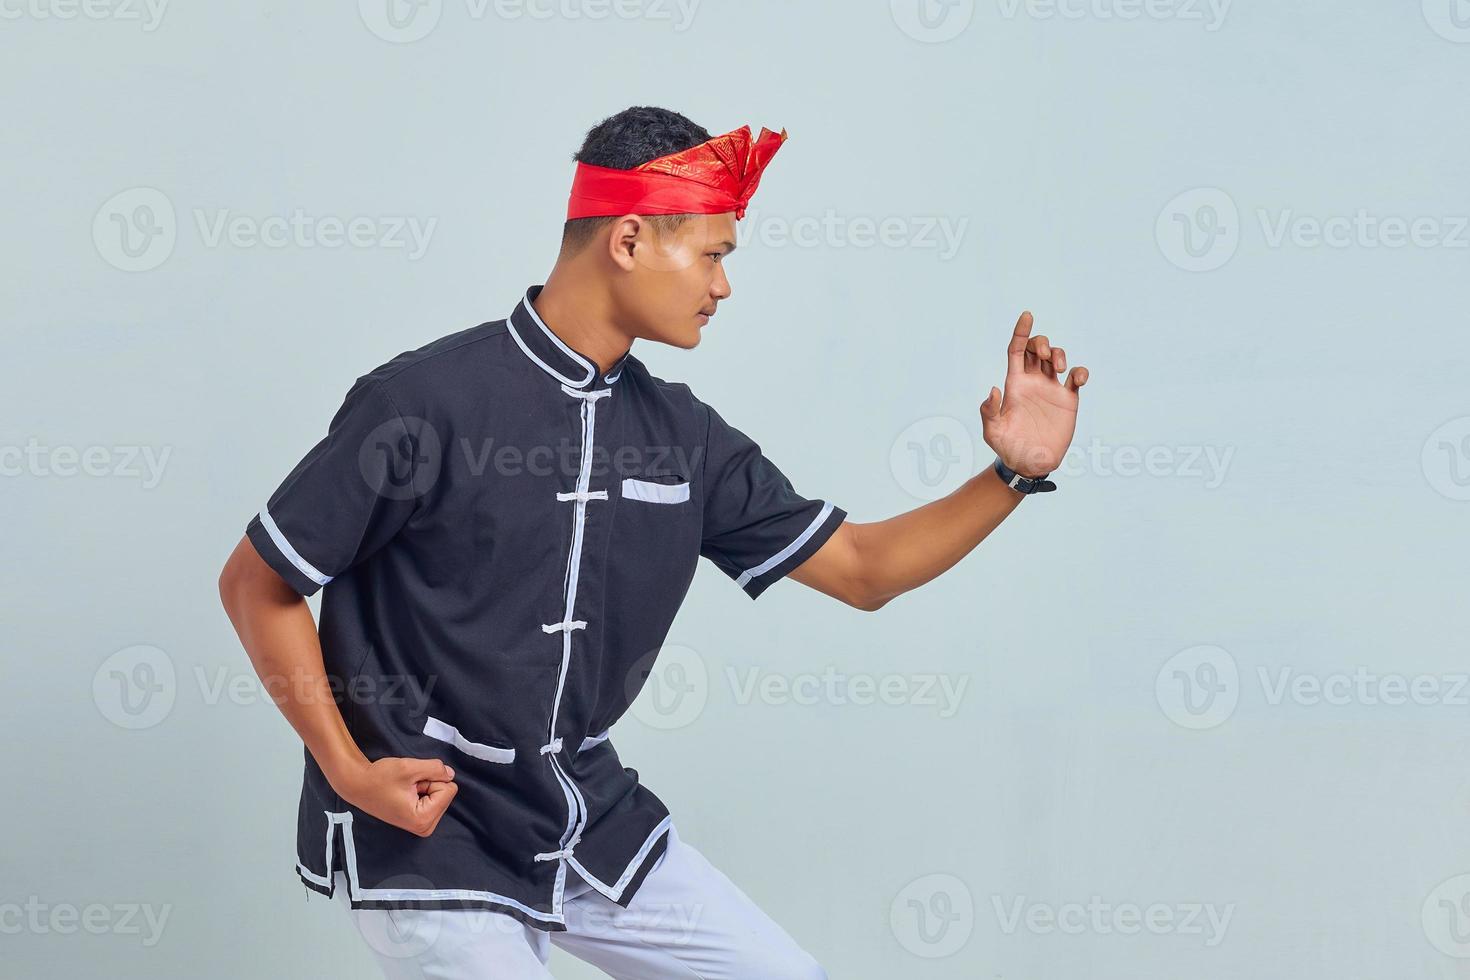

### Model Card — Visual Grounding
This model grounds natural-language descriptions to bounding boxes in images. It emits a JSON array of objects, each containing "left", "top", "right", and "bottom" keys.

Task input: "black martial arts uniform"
[{"left": 245, "top": 284, "right": 847, "bottom": 931}]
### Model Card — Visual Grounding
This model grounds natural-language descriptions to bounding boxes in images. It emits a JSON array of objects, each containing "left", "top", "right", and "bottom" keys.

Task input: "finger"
[
  {"left": 1025, "top": 334, "right": 1050, "bottom": 375},
  {"left": 1007, "top": 311, "right": 1034, "bottom": 376},
  {"left": 405, "top": 758, "right": 455, "bottom": 783},
  {"left": 1051, "top": 346, "right": 1066, "bottom": 377},
  {"left": 414, "top": 784, "right": 457, "bottom": 837},
  {"left": 416, "top": 780, "right": 458, "bottom": 820},
  {"left": 979, "top": 385, "right": 1002, "bottom": 422},
  {"left": 1065, "top": 366, "right": 1090, "bottom": 392}
]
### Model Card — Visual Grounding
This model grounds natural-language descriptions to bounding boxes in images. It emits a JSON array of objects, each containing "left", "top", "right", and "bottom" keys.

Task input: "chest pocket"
[{"left": 621, "top": 474, "right": 691, "bottom": 505}]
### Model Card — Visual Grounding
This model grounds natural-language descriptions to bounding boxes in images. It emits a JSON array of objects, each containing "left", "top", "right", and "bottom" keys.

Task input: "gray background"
[{"left": 4, "top": 1, "right": 1468, "bottom": 977}]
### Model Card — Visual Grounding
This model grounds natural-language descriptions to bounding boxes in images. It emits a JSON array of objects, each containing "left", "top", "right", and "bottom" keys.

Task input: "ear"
[{"left": 606, "top": 214, "right": 644, "bottom": 272}]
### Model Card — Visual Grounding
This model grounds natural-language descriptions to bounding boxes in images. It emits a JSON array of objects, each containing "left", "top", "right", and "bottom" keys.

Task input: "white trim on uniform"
[
  {"left": 734, "top": 500, "right": 836, "bottom": 588},
  {"left": 310, "top": 810, "right": 566, "bottom": 924},
  {"left": 566, "top": 815, "right": 673, "bottom": 903},
  {"left": 259, "top": 506, "right": 332, "bottom": 586},
  {"left": 617, "top": 481, "right": 690, "bottom": 505},
  {"left": 423, "top": 715, "right": 516, "bottom": 764},
  {"left": 538, "top": 382, "right": 614, "bottom": 910},
  {"left": 580, "top": 729, "right": 610, "bottom": 751},
  {"left": 621, "top": 478, "right": 691, "bottom": 504},
  {"left": 509, "top": 291, "right": 597, "bottom": 389}
]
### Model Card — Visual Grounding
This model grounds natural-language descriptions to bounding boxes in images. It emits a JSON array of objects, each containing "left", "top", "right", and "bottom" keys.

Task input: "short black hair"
[{"left": 560, "top": 106, "right": 711, "bottom": 256}]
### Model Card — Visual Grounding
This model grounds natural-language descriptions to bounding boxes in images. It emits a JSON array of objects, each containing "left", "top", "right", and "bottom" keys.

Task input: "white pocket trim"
[
  {"left": 423, "top": 715, "right": 516, "bottom": 764},
  {"left": 622, "top": 477, "right": 690, "bottom": 504},
  {"left": 580, "top": 729, "right": 610, "bottom": 751}
]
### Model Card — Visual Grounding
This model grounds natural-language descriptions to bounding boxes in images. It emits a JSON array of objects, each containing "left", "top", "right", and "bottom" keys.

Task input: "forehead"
[{"left": 673, "top": 212, "right": 735, "bottom": 242}]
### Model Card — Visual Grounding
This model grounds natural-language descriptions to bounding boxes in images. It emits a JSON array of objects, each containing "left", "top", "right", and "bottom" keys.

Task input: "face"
[{"left": 606, "top": 211, "right": 736, "bottom": 349}]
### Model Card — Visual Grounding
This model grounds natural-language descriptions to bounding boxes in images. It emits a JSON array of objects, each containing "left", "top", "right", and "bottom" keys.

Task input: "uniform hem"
[
  {"left": 297, "top": 867, "right": 570, "bottom": 931},
  {"left": 610, "top": 828, "right": 671, "bottom": 909}
]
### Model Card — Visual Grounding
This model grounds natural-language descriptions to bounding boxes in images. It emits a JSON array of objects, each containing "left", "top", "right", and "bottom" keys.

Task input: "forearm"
[
  {"left": 218, "top": 537, "right": 367, "bottom": 787},
  {"left": 851, "top": 464, "right": 1025, "bottom": 608}
]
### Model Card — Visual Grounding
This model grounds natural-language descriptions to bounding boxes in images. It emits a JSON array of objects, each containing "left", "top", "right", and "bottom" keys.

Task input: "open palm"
[{"left": 980, "top": 311, "right": 1090, "bottom": 477}]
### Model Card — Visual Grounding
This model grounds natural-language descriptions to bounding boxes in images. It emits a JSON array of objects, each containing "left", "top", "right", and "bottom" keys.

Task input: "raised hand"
[{"left": 979, "top": 311, "right": 1090, "bottom": 477}]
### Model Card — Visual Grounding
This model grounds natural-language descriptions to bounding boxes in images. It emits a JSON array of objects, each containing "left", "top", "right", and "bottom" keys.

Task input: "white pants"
[{"left": 332, "top": 823, "right": 826, "bottom": 979}]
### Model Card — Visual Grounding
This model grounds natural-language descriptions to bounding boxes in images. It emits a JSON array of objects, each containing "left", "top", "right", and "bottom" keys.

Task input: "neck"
[{"left": 532, "top": 262, "right": 633, "bottom": 376}]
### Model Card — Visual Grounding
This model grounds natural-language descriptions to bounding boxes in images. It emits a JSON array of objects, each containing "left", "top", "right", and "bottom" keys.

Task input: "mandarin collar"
[{"left": 506, "top": 284, "right": 632, "bottom": 390}]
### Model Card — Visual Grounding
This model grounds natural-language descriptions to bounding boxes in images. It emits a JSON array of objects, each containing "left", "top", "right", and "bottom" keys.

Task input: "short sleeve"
[
  {"left": 245, "top": 377, "right": 424, "bottom": 596},
  {"left": 698, "top": 400, "right": 847, "bottom": 600}
]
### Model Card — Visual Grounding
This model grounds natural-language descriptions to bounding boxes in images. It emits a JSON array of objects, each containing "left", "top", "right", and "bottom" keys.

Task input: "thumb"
[
  {"left": 404, "top": 758, "right": 455, "bottom": 784},
  {"left": 979, "top": 386, "right": 1002, "bottom": 422}
]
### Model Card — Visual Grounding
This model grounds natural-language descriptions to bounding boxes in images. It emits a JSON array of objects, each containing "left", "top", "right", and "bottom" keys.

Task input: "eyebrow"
[{"left": 714, "top": 240, "right": 737, "bottom": 255}]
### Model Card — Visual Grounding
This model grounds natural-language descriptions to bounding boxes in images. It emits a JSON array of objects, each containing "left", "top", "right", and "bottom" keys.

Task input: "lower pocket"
[{"left": 422, "top": 715, "right": 516, "bottom": 764}]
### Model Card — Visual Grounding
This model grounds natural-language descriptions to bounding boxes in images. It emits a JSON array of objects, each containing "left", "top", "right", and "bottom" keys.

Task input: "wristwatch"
[{"left": 993, "top": 456, "right": 1057, "bottom": 494}]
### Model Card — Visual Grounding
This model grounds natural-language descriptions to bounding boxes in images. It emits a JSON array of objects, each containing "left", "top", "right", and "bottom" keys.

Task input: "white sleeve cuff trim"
[
  {"left": 735, "top": 500, "right": 836, "bottom": 588},
  {"left": 259, "top": 506, "right": 333, "bottom": 587}
]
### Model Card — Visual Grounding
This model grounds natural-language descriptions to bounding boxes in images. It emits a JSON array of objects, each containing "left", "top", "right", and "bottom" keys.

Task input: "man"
[{"left": 218, "top": 105, "right": 1089, "bottom": 979}]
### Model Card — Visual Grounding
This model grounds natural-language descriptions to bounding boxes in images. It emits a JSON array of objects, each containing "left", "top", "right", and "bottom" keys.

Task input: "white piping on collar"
[
  {"left": 507, "top": 296, "right": 595, "bottom": 389},
  {"left": 521, "top": 289, "right": 596, "bottom": 386},
  {"left": 509, "top": 289, "right": 629, "bottom": 388}
]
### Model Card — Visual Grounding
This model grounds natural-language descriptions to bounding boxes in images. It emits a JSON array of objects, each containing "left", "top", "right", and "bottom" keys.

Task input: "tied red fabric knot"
[{"left": 566, "top": 125, "right": 789, "bottom": 221}]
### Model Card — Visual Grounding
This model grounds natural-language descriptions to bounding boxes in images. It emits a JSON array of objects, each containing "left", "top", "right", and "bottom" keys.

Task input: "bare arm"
[
  {"left": 791, "top": 311, "right": 1091, "bottom": 611},
  {"left": 217, "top": 535, "right": 457, "bottom": 837},
  {"left": 791, "top": 466, "right": 1025, "bottom": 610}
]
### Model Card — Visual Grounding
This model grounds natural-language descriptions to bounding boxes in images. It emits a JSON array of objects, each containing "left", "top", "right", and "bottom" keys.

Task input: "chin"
[{"left": 653, "top": 326, "right": 702, "bottom": 350}]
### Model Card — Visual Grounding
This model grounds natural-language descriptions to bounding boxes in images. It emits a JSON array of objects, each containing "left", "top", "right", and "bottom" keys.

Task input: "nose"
[{"left": 711, "top": 263, "right": 732, "bottom": 302}]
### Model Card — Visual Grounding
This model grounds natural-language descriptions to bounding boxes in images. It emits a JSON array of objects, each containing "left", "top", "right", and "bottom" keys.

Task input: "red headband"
[{"left": 566, "top": 125, "right": 788, "bottom": 222}]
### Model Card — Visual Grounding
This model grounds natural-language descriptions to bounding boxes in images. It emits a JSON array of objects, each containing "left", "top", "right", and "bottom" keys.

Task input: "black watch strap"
[{"left": 993, "top": 457, "right": 1057, "bottom": 494}]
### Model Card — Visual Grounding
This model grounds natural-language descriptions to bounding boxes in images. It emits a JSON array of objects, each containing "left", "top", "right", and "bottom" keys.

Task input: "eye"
[{"left": 707, "top": 251, "right": 724, "bottom": 263}]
